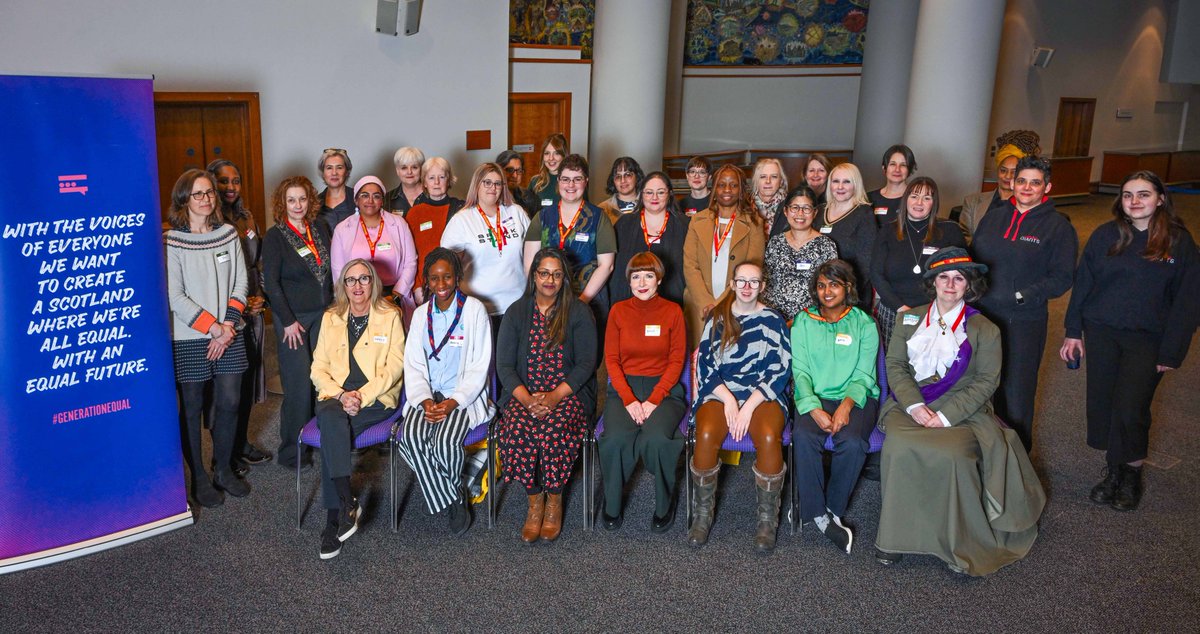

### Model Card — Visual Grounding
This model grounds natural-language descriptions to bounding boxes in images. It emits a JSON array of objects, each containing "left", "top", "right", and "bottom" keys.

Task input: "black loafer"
[
  {"left": 240, "top": 445, "right": 273, "bottom": 465},
  {"left": 875, "top": 549, "right": 902, "bottom": 566},
  {"left": 601, "top": 510, "right": 623, "bottom": 531},
  {"left": 650, "top": 506, "right": 675, "bottom": 533}
]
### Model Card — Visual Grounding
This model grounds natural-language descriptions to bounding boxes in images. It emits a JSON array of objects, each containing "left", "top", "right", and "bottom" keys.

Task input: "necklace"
[
  {"left": 348, "top": 312, "right": 369, "bottom": 340},
  {"left": 641, "top": 211, "right": 665, "bottom": 247},
  {"left": 905, "top": 220, "right": 924, "bottom": 274}
]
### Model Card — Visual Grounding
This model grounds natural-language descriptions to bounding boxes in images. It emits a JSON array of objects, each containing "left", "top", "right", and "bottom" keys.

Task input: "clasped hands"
[
  {"left": 518, "top": 386, "right": 565, "bottom": 420},
  {"left": 421, "top": 398, "right": 460, "bottom": 423},
  {"left": 624, "top": 401, "right": 658, "bottom": 426},
  {"left": 908, "top": 403, "right": 943, "bottom": 428},
  {"left": 206, "top": 321, "right": 237, "bottom": 360},
  {"left": 810, "top": 399, "right": 854, "bottom": 435},
  {"left": 337, "top": 390, "right": 364, "bottom": 416}
]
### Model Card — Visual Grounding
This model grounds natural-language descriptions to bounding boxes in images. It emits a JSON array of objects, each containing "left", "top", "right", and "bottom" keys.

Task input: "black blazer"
[{"left": 496, "top": 295, "right": 598, "bottom": 416}]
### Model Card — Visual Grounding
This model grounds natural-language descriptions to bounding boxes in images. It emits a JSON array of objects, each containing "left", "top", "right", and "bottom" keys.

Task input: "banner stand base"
[{"left": 0, "top": 510, "right": 194, "bottom": 575}]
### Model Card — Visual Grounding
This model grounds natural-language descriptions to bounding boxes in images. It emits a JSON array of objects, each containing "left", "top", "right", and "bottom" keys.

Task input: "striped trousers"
[{"left": 396, "top": 407, "right": 473, "bottom": 514}]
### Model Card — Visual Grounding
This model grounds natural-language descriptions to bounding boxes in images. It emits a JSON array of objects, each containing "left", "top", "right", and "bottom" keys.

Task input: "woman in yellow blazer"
[
  {"left": 682, "top": 164, "right": 767, "bottom": 346},
  {"left": 310, "top": 258, "right": 405, "bottom": 560}
]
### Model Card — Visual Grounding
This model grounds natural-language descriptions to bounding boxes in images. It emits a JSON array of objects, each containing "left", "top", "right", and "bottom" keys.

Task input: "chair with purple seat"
[
  {"left": 295, "top": 405, "right": 404, "bottom": 531},
  {"left": 682, "top": 351, "right": 797, "bottom": 533},
  {"left": 586, "top": 362, "right": 692, "bottom": 531}
]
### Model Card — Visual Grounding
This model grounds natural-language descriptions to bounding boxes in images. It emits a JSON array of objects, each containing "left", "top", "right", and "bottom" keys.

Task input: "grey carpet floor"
[{"left": 2, "top": 194, "right": 1198, "bottom": 633}]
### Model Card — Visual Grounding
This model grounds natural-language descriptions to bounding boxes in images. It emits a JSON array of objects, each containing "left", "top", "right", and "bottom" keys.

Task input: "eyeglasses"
[
  {"left": 535, "top": 269, "right": 565, "bottom": 281},
  {"left": 323, "top": 148, "right": 347, "bottom": 155},
  {"left": 732, "top": 278, "right": 762, "bottom": 289},
  {"left": 614, "top": 172, "right": 635, "bottom": 179},
  {"left": 190, "top": 189, "right": 216, "bottom": 201},
  {"left": 785, "top": 204, "right": 816, "bottom": 216},
  {"left": 480, "top": 179, "right": 504, "bottom": 190},
  {"left": 558, "top": 176, "right": 586, "bottom": 185},
  {"left": 504, "top": 167, "right": 525, "bottom": 175},
  {"left": 356, "top": 192, "right": 384, "bottom": 201},
  {"left": 344, "top": 274, "right": 373, "bottom": 287},
  {"left": 686, "top": 169, "right": 709, "bottom": 177}
]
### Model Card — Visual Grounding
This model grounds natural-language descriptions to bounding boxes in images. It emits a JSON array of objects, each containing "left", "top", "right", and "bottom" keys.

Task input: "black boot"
[
  {"left": 687, "top": 461, "right": 720, "bottom": 547},
  {"left": 1111, "top": 464, "right": 1144, "bottom": 512},
  {"left": 752, "top": 465, "right": 786, "bottom": 554},
  {"left": 1089, "top": 464, "right": 1123, "bottom": 504},
  {"left": 334, "top": 477, "right": 361, "bottom": 540}
]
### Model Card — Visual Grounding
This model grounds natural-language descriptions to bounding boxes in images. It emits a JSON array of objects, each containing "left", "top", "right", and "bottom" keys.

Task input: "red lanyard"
[
  {"left": 286, "top": 219, "right": 322, "bottom": 265},
  {"left": 641, "top": 211, "right": 664, "bottom": 247},
  {"left": 557, "top": 200, "right": 584, "bottom": 249},
  {"left": 926, "top": 304, "right": 965, "bottom": 333},
  {"left": 359, "top": 214, "right": 384, "bottom": 258},
  {"left": 713, "top": 213, "right": 736, "bottom": 260},
  {"left": 478, "top": 205, "right": 506, "bottom": 253}
]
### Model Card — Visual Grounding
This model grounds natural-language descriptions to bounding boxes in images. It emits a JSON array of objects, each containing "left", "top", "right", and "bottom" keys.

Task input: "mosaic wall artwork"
[
  {"left": 685, "top": 0, "right": 869, "bottom": 66},
  {"left": 510, "top": 0, "right": 596, "bottom": 58}
]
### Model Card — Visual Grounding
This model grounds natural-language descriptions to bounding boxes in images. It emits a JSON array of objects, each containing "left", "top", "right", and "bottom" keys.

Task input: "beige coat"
[{"left": 681, "top": 209, "right": 766, "bottom": 345}]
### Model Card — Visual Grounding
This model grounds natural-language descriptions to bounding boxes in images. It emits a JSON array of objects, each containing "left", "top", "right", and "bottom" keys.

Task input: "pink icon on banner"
[{"left": 58, "top": 174, "right": 88, "bottom": 195}]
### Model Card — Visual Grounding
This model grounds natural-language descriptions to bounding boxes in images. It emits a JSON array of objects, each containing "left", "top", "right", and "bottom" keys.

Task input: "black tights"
[{"left": 178, "top": 373, "right": 241, "bottom": 481}]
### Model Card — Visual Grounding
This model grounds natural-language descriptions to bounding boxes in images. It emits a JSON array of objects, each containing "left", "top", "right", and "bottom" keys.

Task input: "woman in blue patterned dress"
[{"left": 688, "top": 262, "right": 792, "bottom": 553}]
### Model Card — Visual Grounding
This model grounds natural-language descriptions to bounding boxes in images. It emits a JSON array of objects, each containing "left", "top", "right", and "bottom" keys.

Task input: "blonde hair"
[
  {"left": 826, "top": 162, "right": 869, "bottom": 208},
  {"left": 421, "top": 156, "right": 456, "bottom": 188},
  {"left": 330, "top": 259, "right": 396, "bottom": 318},
  {"left": 751, "top": 158, "right": 788, "bottom": 200},
  {"left": 462, "top": 162, "right": 514, "bottom": 208}
]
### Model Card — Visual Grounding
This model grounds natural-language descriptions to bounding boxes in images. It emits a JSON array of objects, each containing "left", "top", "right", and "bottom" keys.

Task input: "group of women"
[{"left": 162, "top": 132, "right": 1196, "bottom": 574}]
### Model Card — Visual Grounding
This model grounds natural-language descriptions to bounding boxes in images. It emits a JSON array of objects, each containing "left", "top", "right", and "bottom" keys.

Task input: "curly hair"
[
  {"left": 995, "top": 130, "right": 1041, "bottom": 156},
  {"left": 270, "top": 175, "right": 321, "bottom": 224}
]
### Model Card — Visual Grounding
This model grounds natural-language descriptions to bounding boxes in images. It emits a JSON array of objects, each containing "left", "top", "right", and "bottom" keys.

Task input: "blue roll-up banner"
[{"left": 0, "top": 74, "right": 192, "bottom": 574}]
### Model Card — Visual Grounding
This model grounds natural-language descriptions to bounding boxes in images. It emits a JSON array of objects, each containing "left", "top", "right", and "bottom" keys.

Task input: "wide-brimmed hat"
[{"left": 922, "top": 246, "right": 988, "bottom": 278}]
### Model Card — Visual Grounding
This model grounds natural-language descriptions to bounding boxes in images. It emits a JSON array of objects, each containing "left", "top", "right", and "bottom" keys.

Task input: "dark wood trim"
[
  {"left": 683, "top": 71, "right": 860, "bottom": 78},
  {"left": 510, "top": 43, "right": 583, "bottom": 51},
  {"left": 510, "top": 57, "right": 593, "bottom": 65}
]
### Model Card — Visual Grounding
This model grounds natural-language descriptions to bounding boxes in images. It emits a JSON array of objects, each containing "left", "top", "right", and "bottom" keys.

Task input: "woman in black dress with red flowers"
[{"left": 495, "top": 248, "right": 597, "bottom": 544}]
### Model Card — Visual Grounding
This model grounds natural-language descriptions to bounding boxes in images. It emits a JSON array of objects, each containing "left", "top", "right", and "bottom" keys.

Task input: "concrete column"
[
  {"left": 589, "top": 0, "right": 672, "bottom": 201},
  {"left": 851, "top": 0, "right": 921, "bottom": 191},
  {"left": 662, "top": 0, "right": 689, "bottom": 156},
  {"left": 903, "top": 0, "right": 1007, "bottom": 207}
]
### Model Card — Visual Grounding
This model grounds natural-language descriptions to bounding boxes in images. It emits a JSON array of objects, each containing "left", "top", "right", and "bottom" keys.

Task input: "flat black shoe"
[
  {"left": 278, "top": 456, "right": 314, "bottom": 473},
  {"left": 1089, "top": 465, "right": 1122, "bottom": 504},
  {"left": 875, "top": 548, "right": 902, "bottom": 566},
  {"left": 1111, "top": 464, "right": 1143, "bottom": 512},
  {"left": 448, "top": 493, "right": 472, "bottom": 537},
  {"left": 192, "top": 477, "right": 224, "bottom": 509},
  {"left": 319, "top": 523, "right": 341, "bottom": 560},
  {"left": 240, "top": 445, "right": 272, "bottom": 465},
  {"left": 213, "top": 470, "right": 251, "bottom": 498},
  {"left": 650, "top": 506, "right": 675, "bottom": 533},
  {"left": 601, "top": 510, "right": 623, "bottom": 531},
  {"left": 232, "top": 463, "right": 250, "bottom": 478},
  {"left": 861, "top": 454, "right": 881, "bottom": 482}
]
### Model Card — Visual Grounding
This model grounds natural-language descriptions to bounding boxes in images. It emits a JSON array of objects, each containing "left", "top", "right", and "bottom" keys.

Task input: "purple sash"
[{"left": 915, "top": 305, "right": 978, "bottom": 403}]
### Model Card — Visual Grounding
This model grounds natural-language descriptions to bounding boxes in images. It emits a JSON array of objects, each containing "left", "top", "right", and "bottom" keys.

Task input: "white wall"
[
  {"left": 988, "top": 0, "right": 1200, "bottom": 181},
  {"left": 509, "top": 60, "right": 593, "bottom": 160},
  {"left": 678, "top": 67, "right": 861, "bottom": 153},
  {"left": 0, "top": 0, "right": 510, "bottom": 207}
]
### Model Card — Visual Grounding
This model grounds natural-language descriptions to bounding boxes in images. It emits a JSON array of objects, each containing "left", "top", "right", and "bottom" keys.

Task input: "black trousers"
[
  {"left": 233, "top": 312, "right": 265, "bottom": 458},
  {"left": 274, "top": 312, "right": 323, "bottom": 466},
  {"left": 793, "top": 397, "right": 877, "bottom": 521},
  {"left": 990, "top": 315, "right": 1047, "bottom": 451},
  {"left": 179, "top": 373, "right": 240, "bottom": 482},
  {"left": 1084, "top": 322, "right": 1164, "bottom": 465},
  {"left": 315, "top": 398, "right": 396, "bottom": 509},
  {"left": 597, "top": 376, "right": 686, "bottom": 517}
]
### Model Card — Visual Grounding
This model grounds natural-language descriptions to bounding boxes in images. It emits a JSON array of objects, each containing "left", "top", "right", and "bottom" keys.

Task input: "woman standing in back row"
[{"left": 1060, "top": 171, "right": 1198, "bottom": 512}]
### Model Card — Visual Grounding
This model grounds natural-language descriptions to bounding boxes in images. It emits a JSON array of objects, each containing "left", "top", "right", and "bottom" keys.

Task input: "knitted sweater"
[
  {"left": 696, "top": 307, "right": 791, "bottom": 410},
  {"left": 165, "top": 224, "right": 247, "bottom": 341},
  {"left": 604, "top": 295, "right": 688, "bottom": 406}
]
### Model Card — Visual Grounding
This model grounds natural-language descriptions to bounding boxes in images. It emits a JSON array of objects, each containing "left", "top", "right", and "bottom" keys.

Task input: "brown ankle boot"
[
  {"left": 540, "top": 492, "right": 564, "bottom": 542},
  {"left": 521, "top": 492, "right": 545, "bottom": 544}
]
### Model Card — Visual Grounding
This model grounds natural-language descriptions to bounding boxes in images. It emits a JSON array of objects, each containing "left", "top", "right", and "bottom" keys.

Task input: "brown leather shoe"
[
  {"left": 521, "top": 492, "right": 545, "bottom": 544},
  {"left": 540, "top": 492, "right": 564, "bottom": 542}
]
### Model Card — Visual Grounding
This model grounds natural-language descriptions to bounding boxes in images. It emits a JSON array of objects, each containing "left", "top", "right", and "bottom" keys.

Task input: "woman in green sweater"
[{"left": 790, "top": 259, "right": 879, "bottom": 553}]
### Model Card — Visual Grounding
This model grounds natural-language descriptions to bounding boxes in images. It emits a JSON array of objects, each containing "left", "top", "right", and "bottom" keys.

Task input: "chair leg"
[
  {"left": 684, "top": 428, "right": 694, "bottom": 528},
  {"left": 787, "top": 440, "right": 797, "bottom": 536},
  {"left": 295, "top": 436, "right": 303, "bottom": 530},
  {"left": 581, "top": 434, "right": 590, "bottom": 531},
  {"left": 390, "top": 438, "right": 397, "bottom": 533},
  {"left": 487, "top": 427, "right": 496, "bottom": 529}
]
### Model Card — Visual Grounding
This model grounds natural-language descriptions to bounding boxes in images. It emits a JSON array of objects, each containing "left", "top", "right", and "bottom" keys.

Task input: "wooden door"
[
  {"left": 508, "top": 93, "right": 571, "bottom": 187},
  {"left": 1053, "top": 98, "right": 1096, "bottom": 157},
  {"left": 154, "top": 93, "right": 265, "bottom": 231}
]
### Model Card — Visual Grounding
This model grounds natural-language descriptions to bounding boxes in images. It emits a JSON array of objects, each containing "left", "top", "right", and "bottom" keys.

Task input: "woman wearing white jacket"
[{"left": 398, "top": 247, "right": 495, "bottom": 535}]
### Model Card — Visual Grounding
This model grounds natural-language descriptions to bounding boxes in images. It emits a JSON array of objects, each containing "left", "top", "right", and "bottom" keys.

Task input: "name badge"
[
  {"left": 420, "top": 220, "right": 433, "bottom": 231},
  {"left": 216, "top": 251, "right": 230, "bottom": 263},
  {"left": 297, "top": 246, "right": 312, "bottom": 257},
  {"left": 245, "top": 229, "right": 256, "bottom": 239},
  {"left": 686, "top": 208, "right": 698, "bottom": 216},
  {"left": 922, "top": 246, "right": 938, "bottom": 255},
  {"left": 874, "top": 207, "right": 888, "bottom": 215},
  {"left": 835, "top": 333, "right": 853, "bottom": 346},
  {"left": 541, "top": 198, "right": 553, "bottom": 206},
  {"left": 372, "top": 335, "right": 388, "bottom": 344},
  {"left": 377, "top": 242, "right": 393, "bottom": 251},
  {"left": 644, "top": 324, "right": 661, "bottom": 337},
  {"left": 795, "top": 261, "right": 812, "bottom": 271},
  {"left": 447, "top": 335, "right": 464, "bottom": 347},
  {"left": 574, "top": 232, "right": 589, "bottom": 242},
  {"left": 903, "top": 314, "right": 920, "bottom": 326},
  {"left": 819, "top": 226, "right": 833, "bottom": 234}
]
